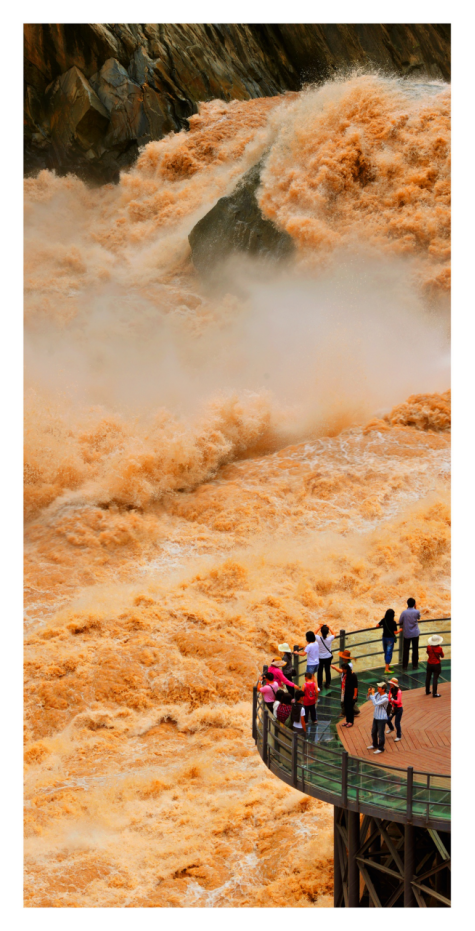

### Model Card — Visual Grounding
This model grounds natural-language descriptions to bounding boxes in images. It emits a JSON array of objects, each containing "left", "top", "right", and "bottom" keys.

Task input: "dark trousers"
[
  {"left": 402, "top": 636, "right": 419, "bottom": 669},
  {"left": 371, "top": 718, "right": 386, "bottom": 750},
  {"left": 425, "top": 664, "right": 441, "bottom": 696},
  {"left": 343, "top": 696, "right": 354, "bottom": 725},
  {"left": 387, "top": 706, "right": 403, "bottom": 738},
  {"left": 304, "top": 704, "right": 317, "bottom": 724},
  {"left": 317, "top": 657, "right": 332, "bottom": 689},
  {"left": 265, "top": 701, "right": 275, "bottom": 713}
]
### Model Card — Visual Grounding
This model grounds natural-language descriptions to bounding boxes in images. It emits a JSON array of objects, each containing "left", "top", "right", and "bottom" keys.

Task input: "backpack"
[{"left": 276, "top": 702, "right": 291, "bottom": 724}]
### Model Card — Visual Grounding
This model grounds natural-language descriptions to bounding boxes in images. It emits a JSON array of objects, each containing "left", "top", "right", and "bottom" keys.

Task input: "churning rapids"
[{"left": 24, "top": 74, "right": 450, "bottom": 907}]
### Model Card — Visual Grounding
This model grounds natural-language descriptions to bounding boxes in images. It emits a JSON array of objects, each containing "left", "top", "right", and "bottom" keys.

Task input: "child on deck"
[{"left": 302, "top": 671, "right": 319, "bottom": 724}]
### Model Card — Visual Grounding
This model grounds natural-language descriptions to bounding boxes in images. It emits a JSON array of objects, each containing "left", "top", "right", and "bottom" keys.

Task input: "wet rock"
[
  {"left": 188, "top": 162, "right": 294, "bottom": 278},
  {"left": 44, "top": 66, "right": 110, "bottom": 152},
  {"left": 24, "top": 23, "right": 451, "bottom": 184}
]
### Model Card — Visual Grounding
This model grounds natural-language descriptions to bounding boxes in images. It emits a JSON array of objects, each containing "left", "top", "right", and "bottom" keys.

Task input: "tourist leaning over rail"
[
  {"left": 268, "top": 656, "right": 297, "bottom": 692},
  {"left": 294, "top": 631, "right": 320, "bottom": 676},
  {"left": 386, "top": 677, "right": 403, "bottom": 740},
  {"left": 376, "top": 608, "right": 402, "bottom": 674},
  {"left": 399, "top": 597, "right": 421, "bottom": 670},
  {"left": 425, "top": 635, "right": 444, "bottom": 697},
  {"left": 315, "top": 623, "right": 336, "bottom": 690},
  {"left": 290, "top": 689, "right": 307, "bottom": 735},
  {"left": 258, "top": 672, "right": 279, "bottom": 712},
  {"left": 367, "top": 682, "right": 389, "bottom": 754}
]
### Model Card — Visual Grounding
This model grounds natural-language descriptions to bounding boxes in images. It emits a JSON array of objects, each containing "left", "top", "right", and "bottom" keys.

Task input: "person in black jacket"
[
  {"left": 376, "top": 609, "right": 403, "bottom": 673},
  {"left": 331, "top": 660, "right": 358, "bottom": 727}
]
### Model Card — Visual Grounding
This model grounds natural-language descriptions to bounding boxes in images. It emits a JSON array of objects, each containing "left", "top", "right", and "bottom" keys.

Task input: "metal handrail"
[{"left": 253, "top": 617, "right": 451, "bottom": 828}]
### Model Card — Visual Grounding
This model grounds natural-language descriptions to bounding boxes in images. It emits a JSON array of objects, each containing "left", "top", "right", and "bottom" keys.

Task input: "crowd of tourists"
[{"left": 257, "top": 598, "right": 446, "bottom": 755}]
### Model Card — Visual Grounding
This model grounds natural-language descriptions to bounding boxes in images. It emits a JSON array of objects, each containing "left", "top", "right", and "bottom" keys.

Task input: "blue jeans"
[
  {"left": 382, "top": 637, "right": 396, "bottom": 664},
  {"left": 306, "top": 664, "right": 319, "bottom": 675},
  {"left": 387, "top": 706, "right": 403, "bottom": 738}
]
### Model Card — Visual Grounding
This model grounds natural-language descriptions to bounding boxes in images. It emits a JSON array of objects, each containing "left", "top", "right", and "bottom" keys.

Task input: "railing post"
[
  {"left": 398, "top": 629, "right": 404, "bottom": 666},
  {"left": 407, "top": 766, "right": 414, "bottom": 822},
  {"left": 293, "top": 644, "right": 300, "bottom": 686},
  {"left": 252, "top": 686, "right": 257, "bottom": 741},
  {"left": 292, "top": 732, "right": 298, "bottom": 787},
  {"left": 342, "top": 750, "right": 348, "bottom": 808},
  {"left": 339, "top": 629, "right": 346, "bottom": 653},
  {"left": 262, "top": 708, "right": 268, "bottom": 766}
]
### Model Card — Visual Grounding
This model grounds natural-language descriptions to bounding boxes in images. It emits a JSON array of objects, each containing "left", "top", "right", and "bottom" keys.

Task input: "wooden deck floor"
[{"left": 337, "top": 682, "right": 451, "bottom": 775}]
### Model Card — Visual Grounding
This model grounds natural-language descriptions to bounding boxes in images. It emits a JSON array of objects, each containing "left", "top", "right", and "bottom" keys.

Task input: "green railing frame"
[{"left": 252, "top": 617, "right": 451, "bottom": 831}]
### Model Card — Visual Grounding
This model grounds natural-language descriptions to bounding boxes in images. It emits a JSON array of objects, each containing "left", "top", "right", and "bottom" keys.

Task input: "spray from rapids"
[{"left": 24, "top": 74, "right": 450, "bottom": 907}]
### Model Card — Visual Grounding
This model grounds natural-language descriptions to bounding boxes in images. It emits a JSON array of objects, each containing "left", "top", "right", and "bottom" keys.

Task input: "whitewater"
[{"left": 24, "top": 74, "right": 450, "bottom": 906}]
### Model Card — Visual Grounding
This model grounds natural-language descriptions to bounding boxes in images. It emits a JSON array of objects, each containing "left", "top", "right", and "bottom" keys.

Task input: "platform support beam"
[
  {"left": 348, "top": 810, "right": 360, "bottom": 907},
  {"left": 404, "top": 823, "right": 416, "bottom": 907}
]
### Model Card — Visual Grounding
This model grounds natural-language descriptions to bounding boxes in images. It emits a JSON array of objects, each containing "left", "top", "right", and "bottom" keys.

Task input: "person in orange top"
[{"left": 425, "top": 635, "right": 444, "bottom": 697}]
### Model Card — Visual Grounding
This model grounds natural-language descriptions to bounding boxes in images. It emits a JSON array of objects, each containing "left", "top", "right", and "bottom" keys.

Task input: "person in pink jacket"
[{"left": 268, "top": 659, "right": 298, "bottom": 691}]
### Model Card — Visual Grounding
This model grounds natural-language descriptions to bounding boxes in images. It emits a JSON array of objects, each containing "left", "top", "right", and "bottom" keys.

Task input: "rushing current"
[{"left": 24, "top": 74, "right": 450, "bottom": 906}]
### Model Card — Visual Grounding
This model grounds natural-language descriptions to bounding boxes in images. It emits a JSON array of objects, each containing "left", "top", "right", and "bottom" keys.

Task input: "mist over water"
[{"left": 24, "top": 74, "right": 450, "bottom": 906}]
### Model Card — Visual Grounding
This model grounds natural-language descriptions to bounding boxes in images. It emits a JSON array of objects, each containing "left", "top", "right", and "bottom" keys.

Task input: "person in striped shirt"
[{"left": 366, "top": 682, "right": 389, "bottom": 754}]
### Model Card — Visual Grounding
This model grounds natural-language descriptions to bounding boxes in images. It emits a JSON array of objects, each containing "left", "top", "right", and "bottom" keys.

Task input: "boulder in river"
[{"left": 188, "top": 162, "right": 294, "bottom": 278}]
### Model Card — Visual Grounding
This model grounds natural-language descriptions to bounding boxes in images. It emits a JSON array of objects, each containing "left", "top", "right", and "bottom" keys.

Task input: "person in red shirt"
[
  {"left": 301, "top": 672, "right": 319, "bottom": 725},
  {"left": 425, "top": 635, "right": 444, "bottom": 697}
]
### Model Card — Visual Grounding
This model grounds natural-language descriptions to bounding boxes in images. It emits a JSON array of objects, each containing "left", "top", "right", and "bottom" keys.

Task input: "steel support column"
[
  {"left": 348, "top": 810, "right": 360, "bottom": 907},
  {"left": 333, "top": 806, "right": 343, "bottom": 908},
  {"left": 404, "top": 823, "right": 416, "bottom": 907}
]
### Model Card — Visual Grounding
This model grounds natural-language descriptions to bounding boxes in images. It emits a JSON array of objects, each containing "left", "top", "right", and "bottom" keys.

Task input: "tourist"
[
  {"left": 290, "top": 689, "right": 307, "bottom": 734},
  {"left": 331, "top": 650, "right": 358, "bottom": 716},
  {"left": 399, "top": 597, "right": 421, "bottom": 670},
  {"left": 366, "top": 682, "right": 389, "bottom": 754},
  {"left": 258, "top": 671, "right": 279, "bottom": 711},
  {"left": 376, "top": 609, "right": 402, "bottom": 673},
  {"left": 386, "top": 677, "right": 403, "bottom": 740},
  {"left": 273, "top": 689, "right": 293, "bottom": 726},
  {"left": 268, "top": 657, "right": 298, "bottom": 692},
  {"left": 425, "top": 635, "right": 444, "bottom": 697},
  {"left": 339, "top": 663, "right": 358, "bottom": 727},
  {"left": 315, "top": 623, "right": 336, "bottom": 690},
  {"left": 294, "top": 631, "right": 320, "bottom": 676},
  {"left": 277, "top": 644, "right": 297, "bottom": 696},
  {"left": 302, "top": 671, "right": 319, "bottom": 725}
]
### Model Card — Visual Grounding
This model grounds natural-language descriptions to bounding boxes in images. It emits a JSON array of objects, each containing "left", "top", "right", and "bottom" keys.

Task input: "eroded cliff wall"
[{"left": 24, "top": 23, "right": 450, "bottom": 183}]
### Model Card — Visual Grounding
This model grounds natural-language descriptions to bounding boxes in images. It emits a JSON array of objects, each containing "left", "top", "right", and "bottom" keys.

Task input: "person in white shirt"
[
  {"left": 294, "top": 631, "right": 320, "bottom": 676},
  {"left": 315, "top": 623, "right": 336, "bottom": 690}
]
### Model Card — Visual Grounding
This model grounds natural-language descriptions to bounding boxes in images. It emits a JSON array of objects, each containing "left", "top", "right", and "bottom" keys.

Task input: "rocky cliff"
[{"left": 24, "top": 23, "right": 450, "bottom": 184}]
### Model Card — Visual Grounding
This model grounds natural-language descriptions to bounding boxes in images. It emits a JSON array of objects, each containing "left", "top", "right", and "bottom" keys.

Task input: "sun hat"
[
  {"left": 270, "top": 658, "right": 284, "bottom": 667},
  {"left": 278, "top": 643, "right": 292, "bottom": 653},
  {"left": 389, "top": 677, "right": 399, "bottom": 686},
  {"left": 428, "top": 635, "right": 444, "bottom": 646},
  {"left": 376, "top": 681, "right": 387, "bottom": 688},
  {"left": 339, "top": 650, "right": 355, "bottom": 661}
]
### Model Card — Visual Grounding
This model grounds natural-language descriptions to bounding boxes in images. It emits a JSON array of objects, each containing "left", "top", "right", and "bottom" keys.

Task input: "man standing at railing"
[
  {"left": 366, "top": 683, "right": 389, "bottom": 754},
  {"left": 399, "top": 598, "right": 421, "bottom": 670}
]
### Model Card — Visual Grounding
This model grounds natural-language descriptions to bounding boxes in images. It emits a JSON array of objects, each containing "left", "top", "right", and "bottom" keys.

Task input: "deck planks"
[{"left": 337, "top": 682, "right": 450, "bottom": 775}]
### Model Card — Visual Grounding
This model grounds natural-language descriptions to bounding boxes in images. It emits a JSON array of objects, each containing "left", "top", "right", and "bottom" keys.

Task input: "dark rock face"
[
  {"left": 189, "top": 163, "right": 294, "bottom": 278},
  {"left": 24, "top": 23, "right": 450, "bottom": 184}
]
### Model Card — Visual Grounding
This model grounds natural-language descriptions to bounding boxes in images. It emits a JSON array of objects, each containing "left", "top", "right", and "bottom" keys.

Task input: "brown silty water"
[{"left": 24, "top": 74, "right": 450, "bottom": 906}]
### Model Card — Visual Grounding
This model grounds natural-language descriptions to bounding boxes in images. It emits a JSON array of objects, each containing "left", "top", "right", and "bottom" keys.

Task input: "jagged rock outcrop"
[
  {"left": 188, "top": 163, "right": 294, "bottom": 278},
  {"left": 24, "top": 23, "right": 450, "bottom": 184}
]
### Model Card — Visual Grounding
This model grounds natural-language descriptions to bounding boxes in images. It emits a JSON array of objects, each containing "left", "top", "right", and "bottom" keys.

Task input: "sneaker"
[
  {"left": 433, "top": 694, "right": 441, "bottom": 698},
  {"left": 373, "top": 749, "right": 383, "bottom": 754},
  {"left": 394, "top": 737, "right": 402, "bottom": 742},
  {"left": 367, "top": 745, "right": 376, "bottom": 750}
]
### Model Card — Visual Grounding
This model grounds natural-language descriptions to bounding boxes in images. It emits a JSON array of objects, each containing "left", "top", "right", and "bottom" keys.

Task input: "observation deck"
[{"left": 252, "top": 619, "right": 451, "bottom": 907}]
